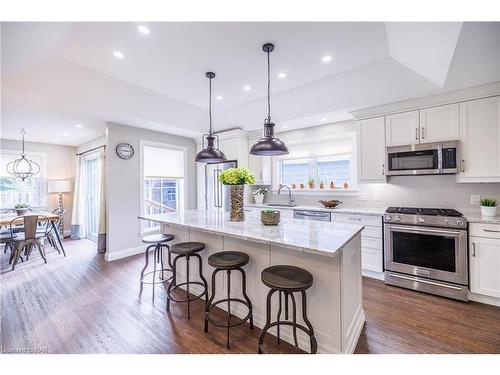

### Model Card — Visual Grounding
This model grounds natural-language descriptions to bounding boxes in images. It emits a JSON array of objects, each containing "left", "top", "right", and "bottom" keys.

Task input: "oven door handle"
[
  {"left": 387, "top": 225, "right": 462, "bottom": 237},
  {"left": 388, "top": 273, "right": 463, "bottom": 291}
]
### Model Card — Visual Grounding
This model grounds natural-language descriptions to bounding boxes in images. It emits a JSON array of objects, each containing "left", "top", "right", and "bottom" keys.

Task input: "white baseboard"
[
  {"left": 362, "top": 269, "right": 384, "bottom": 280},
  {"left": 105, "top": 245, "right": 145, "bottom": 261},
  {"left": 468, "top": 292, "right": 500, "bottom": 307}
]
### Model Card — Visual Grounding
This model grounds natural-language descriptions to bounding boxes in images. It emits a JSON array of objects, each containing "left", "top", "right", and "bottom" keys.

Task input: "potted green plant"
[
  {"left": 480, "top": 198, "right": 497, "bottom": 217},
  {"left": 308, "top": 178, "right": 315, "bottom": 189},
  {"left": 261, "top": 209, "right": 280, "bottom": 226},
  {"left": 219, "top": 167, "right": 256, "bottom": 221},
  {"left": 252, "top": 187, "right": 269, "bottom": 205},
  {"left": 15, "top": 203, "right": 30, "bottom": 216}
]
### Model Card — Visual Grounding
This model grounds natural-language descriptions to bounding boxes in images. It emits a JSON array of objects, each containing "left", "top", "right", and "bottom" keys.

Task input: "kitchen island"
[{"left": 138, "top": 209, "right": 365, "bottom": 353}]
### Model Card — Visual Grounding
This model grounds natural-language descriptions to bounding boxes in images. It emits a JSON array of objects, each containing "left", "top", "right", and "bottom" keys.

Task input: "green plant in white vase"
[
  {"left": 14, "top": 203, "right": 30, "bottom": 215},
  {"left": 480, "top": 198, "right": 497, "bottom": 217},
  {"left": 252, "top": 187, "right": 269, "bottom": 205},
  {"left": 219, "top": 167, "right": 256, "bottom": 221}
]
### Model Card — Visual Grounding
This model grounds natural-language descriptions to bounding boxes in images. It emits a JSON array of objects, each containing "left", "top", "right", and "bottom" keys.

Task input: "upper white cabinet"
[
  {"left": 385, "top": 110, "right": 419, "bottom": 146},
  {"left": 356, "top": 117, "right": 386, "bottom": 182},
  {"left": 419, "top": 103, "right": 459, "bottom": 143},
  {"left": 248, "top": 138, "right": 272, "bottom": 184},
  {"left": 458, "top": 96, "right": 500, "bottom": 183}
]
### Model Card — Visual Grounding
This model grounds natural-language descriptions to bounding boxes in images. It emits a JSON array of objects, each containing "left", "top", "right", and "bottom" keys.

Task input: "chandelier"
[{"left": 6, "top": 128, "right": 40, "bottom": 181}]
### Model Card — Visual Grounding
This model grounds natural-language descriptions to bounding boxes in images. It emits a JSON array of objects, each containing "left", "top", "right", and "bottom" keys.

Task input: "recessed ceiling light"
[
  {"left": 216, "top": 95, "right": 223, "bottom": 100},
  {"left": 113, "top": 50, "right": 125, "bottom": 59},
  {"left": 63, "top": 132, "right": 69, "bottom": 137},
  {"left": 137, "top": 25, "right": 150, "bottom": 34},
  {"left": 321, "top": 118, "right": 327, "bottom": 122},
  {"left": 282, "top": 125, "right": 289, "bottom": 129},
  {"left": 278, "top": 72, "right": 286, "bottom": 79},
  {"left": 53, "top": 139, "right": 59, "bottom": 143},
  {"left": 243, "top": 85, "right": 251, "bottom": 91},
  {"left": 75, "top": 124, "right": 84, "bottom": 128},
  {"left": 322, "top": 55, "right": 332, "bottom": 63}
]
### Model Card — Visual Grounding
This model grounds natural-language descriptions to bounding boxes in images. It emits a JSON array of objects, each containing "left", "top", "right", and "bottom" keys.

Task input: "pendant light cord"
[
  {"left": 266, "top": 49, "right": 271, "bottom": 123},
  {"left": 21, "top": 128, "right": 26, "bottom": 156},
  {"left": 208, "top": 76, "right": 213, "bottom": 135}
]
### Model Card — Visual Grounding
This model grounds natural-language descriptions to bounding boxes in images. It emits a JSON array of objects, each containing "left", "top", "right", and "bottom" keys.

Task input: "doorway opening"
[{"left": 83, "top": 153, "right": 99, "bottom": 241}]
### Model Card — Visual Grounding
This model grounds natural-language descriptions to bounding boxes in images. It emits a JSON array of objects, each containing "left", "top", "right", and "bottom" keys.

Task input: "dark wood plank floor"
[{"left": 1, "top": 239, "right": 499, "bottom": 354}]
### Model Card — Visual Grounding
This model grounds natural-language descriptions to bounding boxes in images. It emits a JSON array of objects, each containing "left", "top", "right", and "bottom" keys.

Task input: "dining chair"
[
  {"left": 10, "top": 215, "right": 51, "bottom": 270},
  {"left": 44, "top": 208, "right": 66, "bottom": 255}
]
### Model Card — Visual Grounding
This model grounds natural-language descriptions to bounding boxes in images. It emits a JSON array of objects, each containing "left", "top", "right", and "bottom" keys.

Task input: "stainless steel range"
[{"left": 383, "top": 207, "right": 468, "bottom": 301}]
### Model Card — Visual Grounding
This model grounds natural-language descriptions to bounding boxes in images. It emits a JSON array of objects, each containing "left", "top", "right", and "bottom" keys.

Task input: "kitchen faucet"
[{"left": 278, "top": 184, "right": 295, "bottom": 206}]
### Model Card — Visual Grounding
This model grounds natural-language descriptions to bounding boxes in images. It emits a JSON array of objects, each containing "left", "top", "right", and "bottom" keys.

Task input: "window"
[
  {"left": 142, "top": 144, "right": 185, "bottom": 230},
  {"left": 0, "top": 151, "right": 43, "bottom": 207},
  {"left": 317, "top": 156, "right": 352, "bottom": 186},
  {"left": 84, "top": 154, "right": 100, "bottom": 241}
]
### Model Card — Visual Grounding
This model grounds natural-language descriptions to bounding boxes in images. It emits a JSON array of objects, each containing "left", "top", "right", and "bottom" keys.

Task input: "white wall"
[
  {"left": 76, "top": 135, "right": 106, "bottom": 154},
  {"left": 105, "top": 122, "right": 197, "bottom": 260},
  {"left": 0, "top": 138, "right": 76, "bottom": 234},
  {"left": 263, "top": 121, "right": 500, "bottom": 215}
]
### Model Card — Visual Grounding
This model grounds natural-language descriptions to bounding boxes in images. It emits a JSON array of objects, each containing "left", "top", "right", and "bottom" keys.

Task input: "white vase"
[
  {"left": 254, "top": 194, "right": 264, "bottom": 204},
  {"left": 480, "top": 206, "right": 497, "bottom": 217}
]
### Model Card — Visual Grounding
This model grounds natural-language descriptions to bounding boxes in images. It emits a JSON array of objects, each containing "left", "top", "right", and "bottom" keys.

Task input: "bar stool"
[
  {"left": 166, "top": 242, "right": 208, "bottom": 319},
  {"left": 258, "top": 265, "right": 317, "bottom": 354},
  {"left": 204, "top": 251, "right": 253, "bottom": 349},
  {"left": 139, "top": 233, "right": 174, "bottom": 301}
]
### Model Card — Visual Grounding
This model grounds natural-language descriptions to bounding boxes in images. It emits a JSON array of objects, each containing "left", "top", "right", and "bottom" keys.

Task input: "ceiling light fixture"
[
  {"left": 321, "top": 118, "right": 327, "bottom": 122},
  {"left": 216, "top": 95, "right": 223, "bottom": 100},
  {"left": 113, "top": 51, "right": 125, "bottom": 59},
  {"left": 250, "top": 43, "right": 289, "bottom": 156},
  {"left": 278, "top": 72, "right": 286, "bottom": 79},
  {"left": 195, "top": 72, "right": 227, "bottom": 163},
  {"left": 63, "top": 133, "right": 69, "bottom": 137},
  {"left": 322, "top": 55, "right": 332, "bottom": 63},
  {"left": 6, "top": 128, "right": 41, "bottom": 181},
  {"left": 137, "top": 25, "right": 150, "bottom": 34},
  {"left": 243, "top": 85, "right": 251, "bottom": 91},
  {"left": 75, "top": 124, "right": 84, "bottom": 128}
]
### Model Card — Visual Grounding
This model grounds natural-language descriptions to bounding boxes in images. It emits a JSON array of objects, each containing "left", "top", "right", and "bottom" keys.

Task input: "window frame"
[
  {"left": 0, "top": 149, "right": 47, "bottom": 209},
  {"left": 139, "top": 140, "right": 188, "bottom": 234}
]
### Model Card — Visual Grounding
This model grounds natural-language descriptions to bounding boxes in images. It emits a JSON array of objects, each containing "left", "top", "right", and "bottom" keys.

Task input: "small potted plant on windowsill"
[
  {"left": 15, "top": 203, "right": 30, "bottom": 216},
  {"left": 480, "top": 198, "right": 497, "bottom": 217},
  {"left": 252, "top": 187, "right": 269, "bottom": 205},
  {"left": 308, "top": 179, "right": 315, "bottom": 189}
]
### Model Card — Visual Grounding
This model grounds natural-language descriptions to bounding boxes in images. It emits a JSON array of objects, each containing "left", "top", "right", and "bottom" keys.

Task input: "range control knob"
[
  {"left": 385, "top": 215, "right": 392, "bottom": 221},
  {"left": 444, "top": 219, "right": 452, "bottom": 225},
  {"left": 395, "top": 216, "right": 401, "bottom": 222},
  {"left": 456, "top": 220, "right": 464, "bottom": 226},
  {"left": 418, "top": 217, "right": 425, "bottom": 223}
]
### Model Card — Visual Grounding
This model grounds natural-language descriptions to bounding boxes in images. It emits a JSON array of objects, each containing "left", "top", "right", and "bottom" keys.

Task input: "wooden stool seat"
[
  {"left": 261, "top": 265, "right": 313, "bottom": 292},
  {"left": 170, "top": 241, "right": 205, "bottom": 254},
  {"left": 208, "top": 251, "right": 249, "bottom": 269},
  {"left": 141, "top": 233, "right": 174, "bottom": 244}
]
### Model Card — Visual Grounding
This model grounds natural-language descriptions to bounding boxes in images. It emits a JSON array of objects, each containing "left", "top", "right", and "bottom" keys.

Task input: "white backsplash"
[{"left": 258, "top": 175, "right": 500, "bottom": 215}]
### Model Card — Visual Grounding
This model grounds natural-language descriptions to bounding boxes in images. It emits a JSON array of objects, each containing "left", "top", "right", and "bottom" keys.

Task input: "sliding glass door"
[{"left": 84, "top": 156, "right": 99, "bottom": 241}]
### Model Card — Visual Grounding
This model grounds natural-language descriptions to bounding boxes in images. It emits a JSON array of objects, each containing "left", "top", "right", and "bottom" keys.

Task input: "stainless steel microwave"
[{"left": 386, "top": 140, "right": 459, "bottom": 176}]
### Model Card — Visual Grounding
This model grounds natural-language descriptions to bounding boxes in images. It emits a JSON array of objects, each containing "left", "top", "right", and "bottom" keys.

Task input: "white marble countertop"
[
  {"left": 247, "top": 203, "right": 385, "bottom": 216},
  {"left": 138, "top": 209, "right": 364, "bottom": 257},
  {"left": 464, "top": 214, "right": 500, "bottom": 224}
]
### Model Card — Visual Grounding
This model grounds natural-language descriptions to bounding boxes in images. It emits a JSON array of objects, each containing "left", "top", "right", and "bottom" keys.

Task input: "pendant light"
[
  {"left": 6, "top": 128, "right": 40, "bottom": 181},
  {"left": 250, "top": 43, "right": 289, "bottom": 156},
  {"left": 195, "top": 72, "right": 227, "bottom": 163}
]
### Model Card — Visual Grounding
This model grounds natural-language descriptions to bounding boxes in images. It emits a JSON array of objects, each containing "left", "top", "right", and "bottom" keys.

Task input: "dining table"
[{"left": 0, "top": 211, "right": 66, "bottom": 255}]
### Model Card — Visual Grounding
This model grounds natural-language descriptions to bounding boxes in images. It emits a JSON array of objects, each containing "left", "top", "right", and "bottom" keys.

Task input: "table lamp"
[{"left": 48, "top": 179, "right": 72, "bottom": 237}]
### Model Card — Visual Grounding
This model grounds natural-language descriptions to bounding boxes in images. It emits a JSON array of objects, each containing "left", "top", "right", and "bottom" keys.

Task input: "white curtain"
[
  {"left": 97, "top": 150, "right": 106, "bottom": 253},
  {"left": 70, "top": 155, "right": 86, "bottom": 239}
]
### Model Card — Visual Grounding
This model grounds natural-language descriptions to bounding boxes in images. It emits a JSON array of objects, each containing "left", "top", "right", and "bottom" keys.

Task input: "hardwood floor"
[{"left": 1, "top": 239, "right": 499, "bottom": 354}]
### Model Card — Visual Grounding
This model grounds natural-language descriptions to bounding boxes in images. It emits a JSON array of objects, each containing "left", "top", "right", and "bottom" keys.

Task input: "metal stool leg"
[
  {"left": 238, "top": 267, "right": 253, "bottom": 329},
  {"left": 290, "top": 292, "right": 299, "bottom": 348},
  {"left": 167, "top": 254, "right": 180, "bottom": 312},
  {"left": 226, "top": 270, "right": 231, "bottom": 348},
  {"left": 258, "top": 288, "right": 276, "bottom": 354},
  {"left": 194, "top": 253, "right": 209, "bottom": 302},
  {"left": 152, "top": 245, "right": 158, "bottom": 302},
  {"left": 276, "top": 291, "right": 282, "bottom": 344},
  {"left": 301, "top": 290, "right": 318, "bottom": 354},
  {"left": 204, "top": 268, "right": 221, "bottom": 332},
  {"left": 140, "top": 244, "right": 155, "bottom": 294},
  {"left": 186, "top": 254, "right": 191, "bottom": 318}
]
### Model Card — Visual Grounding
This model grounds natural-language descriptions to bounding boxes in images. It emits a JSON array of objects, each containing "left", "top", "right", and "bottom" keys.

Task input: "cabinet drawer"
[
  {"left": 333, "top": 213, "right": 382, "bottom": 227},
  {"left": 361, "top": 237, "right": 382, "bottom": 250},
  {"left": 470, "top": 223, "right": 500, "bottom": 239},
  {"left": 362, "top": 247, "right": 383, "bottom": 273},
  {"left": 361, "top": 226, "right": 382, "bottom": 239}
]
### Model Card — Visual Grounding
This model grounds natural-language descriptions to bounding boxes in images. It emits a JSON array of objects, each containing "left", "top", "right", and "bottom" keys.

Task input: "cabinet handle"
[
  {"left": 472, "top": 242, "right": 476, "bottom": 257},
  {"left": 483, "top": 229, "right": 500, "bottom": 233},
  {"left": 382, "top": 163, "right": 385, "bottom": 175},
  {"left": 461, "top": 160, "right": 465, "bottom": 173},
  {"left": 421, "top": 127, "right": 425, "bottom": 140},
  {"left": 348, "top": 217, "right": 362, "bottom": 222},
  {"left": 415, "top": 127, "right": 419, "bottom": 141}
]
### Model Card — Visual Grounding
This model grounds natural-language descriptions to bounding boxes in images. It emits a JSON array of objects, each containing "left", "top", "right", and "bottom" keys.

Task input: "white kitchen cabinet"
[
  {"left": 469, "top": 223, "right": 500, "bottom": 299},
  {"left": 419, "top": 103, "right": 460, "bottom": 143},
  {"left": 385, "top": 110, "right": 419, "bottom": 146},
  {"left": 458, "top": 96, "right": 500, "bottom": 183},
  {"left": 356, "top": 117, "right": 386, "bottom": 183},
  {"left": 248, "top": 138, "right": 272, "bottom": 184}
]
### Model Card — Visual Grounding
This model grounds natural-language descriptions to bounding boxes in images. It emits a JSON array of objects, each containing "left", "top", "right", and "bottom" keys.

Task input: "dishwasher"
[{"left": 293, "top": 210, "right": 331, "bottom": 221}]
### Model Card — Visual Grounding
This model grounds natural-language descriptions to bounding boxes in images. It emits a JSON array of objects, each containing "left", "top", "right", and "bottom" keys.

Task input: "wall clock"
[{"left": 115, "top": 143, "right": 135, "bottom": 160}]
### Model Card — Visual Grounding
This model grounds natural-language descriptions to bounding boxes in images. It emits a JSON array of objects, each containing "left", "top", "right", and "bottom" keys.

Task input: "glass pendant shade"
[
  {"left": 195, "top": 72, "right": 227, "bottom": 163},
  {"left": 250, "top": 43, "right": 289, "bottom": 156}
]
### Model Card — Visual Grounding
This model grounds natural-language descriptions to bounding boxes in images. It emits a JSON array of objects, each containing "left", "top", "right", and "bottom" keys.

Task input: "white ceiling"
[{"left": 1, "top": 21, "right": 499, "bottom": 146}]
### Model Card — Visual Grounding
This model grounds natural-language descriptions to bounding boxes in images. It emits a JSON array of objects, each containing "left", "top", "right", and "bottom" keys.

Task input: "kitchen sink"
[{"left": 266, "top": 203, "right": 299, "bottom": 207}]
